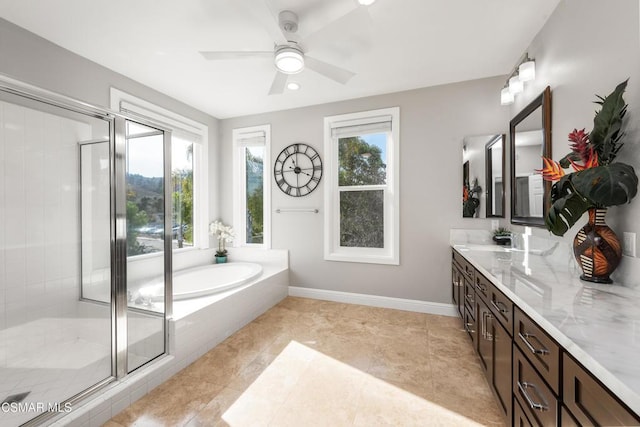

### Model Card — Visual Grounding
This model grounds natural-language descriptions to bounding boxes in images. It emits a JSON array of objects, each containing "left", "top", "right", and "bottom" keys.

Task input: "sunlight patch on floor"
[{"left": 222, "top": 340, "right": 485, "bottom": 426}]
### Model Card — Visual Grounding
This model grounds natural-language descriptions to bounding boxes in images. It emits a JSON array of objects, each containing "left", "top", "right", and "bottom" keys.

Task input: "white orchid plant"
[{"left": 209, "top": 220, "right": 235, "bottom": 257}]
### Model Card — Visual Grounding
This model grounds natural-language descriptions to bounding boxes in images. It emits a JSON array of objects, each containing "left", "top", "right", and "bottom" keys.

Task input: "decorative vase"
[
  {"left": 573, "top": 208, "right": 622, "bottom": 284},
  {"left": 215, "top": 255, "right": 227, "bottom": 264}
]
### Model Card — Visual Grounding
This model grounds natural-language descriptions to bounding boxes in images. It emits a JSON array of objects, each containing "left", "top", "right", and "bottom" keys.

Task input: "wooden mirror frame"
[
  {"left": 485, "top": 134, "right": 506, "bottom": 218},
  {"left": 510, "top": 86, "right": 552, "bottom": 227}
]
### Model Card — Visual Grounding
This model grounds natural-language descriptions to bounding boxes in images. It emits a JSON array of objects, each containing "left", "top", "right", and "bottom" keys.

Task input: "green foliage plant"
[{"left": 539, "top": 80, "right": 638, "bottom": 236}]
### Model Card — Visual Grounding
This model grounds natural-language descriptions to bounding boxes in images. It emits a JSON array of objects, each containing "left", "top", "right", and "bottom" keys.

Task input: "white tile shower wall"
[{"left": 0, "top": 99, "right": 91, "bottom": 366}]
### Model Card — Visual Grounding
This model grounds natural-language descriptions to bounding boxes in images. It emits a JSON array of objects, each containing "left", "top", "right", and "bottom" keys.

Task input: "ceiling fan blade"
[
  {"left": 199, "top": 51, "right": 272, "bottom": 60},
  {"left": 235, "top": 0, "right": 289, "bottom": 45},
  {"left": 268, "top": 72, "right": 289, "bottom": 95},
  {"left": 302, "top": 7, "right": 372, "bottom": 54},
  {"left": 305, "top": 57, "right": 355, "bottom": 84}
]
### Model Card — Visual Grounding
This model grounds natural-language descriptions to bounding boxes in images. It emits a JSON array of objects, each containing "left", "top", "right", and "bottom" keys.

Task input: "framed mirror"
[
  {"left": 485, "top": 135, "right": 505, "bottom": 217},
  {"left": 462, "top": 134, "right": 504, "bottom": 218},
  {"left": 510, "top": 86, "right": 552, "bottom": 227}
]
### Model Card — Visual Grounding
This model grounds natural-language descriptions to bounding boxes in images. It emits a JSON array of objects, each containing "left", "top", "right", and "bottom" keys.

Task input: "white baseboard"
[{"left": 288, "top": 286, "right": 457, "bottom": 317}]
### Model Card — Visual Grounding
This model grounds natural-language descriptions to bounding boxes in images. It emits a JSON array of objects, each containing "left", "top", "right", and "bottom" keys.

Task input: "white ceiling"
[{"left": 0, "top": 0, "right": 560, "bottom": 119}]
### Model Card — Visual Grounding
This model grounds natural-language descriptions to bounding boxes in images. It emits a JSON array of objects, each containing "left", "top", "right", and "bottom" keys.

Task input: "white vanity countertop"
[{"left": 451, "top": 233, "right": 640, "bottom": 416}]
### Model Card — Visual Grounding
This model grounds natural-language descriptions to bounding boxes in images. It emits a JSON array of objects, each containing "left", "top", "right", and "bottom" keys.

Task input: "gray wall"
[
  {"left": 506, "top": 0, "right": 640, "bottom": 282},
  {"left": 0, "top": 18, "right": 221, "bottom": 222},
  {"left": 221, "top": 77, "right": 509, "bottom": 303}
]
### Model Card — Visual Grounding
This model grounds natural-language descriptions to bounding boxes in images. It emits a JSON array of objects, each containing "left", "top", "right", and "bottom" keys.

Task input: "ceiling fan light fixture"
[
  {"left": 275, "top": 46, "right": 305, "bottom": 74},
  {"left": 358, "top": 0, "right": 376, "bottom": 5}
]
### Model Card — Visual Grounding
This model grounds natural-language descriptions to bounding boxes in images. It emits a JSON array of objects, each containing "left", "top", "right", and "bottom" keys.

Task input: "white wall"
[
  {"left": 505, "top": 0, "right": 640, "bottom": 283},
  {"left": 0, "top": 18, "right": 221, "bottom": 223},
  {"left": 221, "top": 77, "right": 509, "bottom": 303}
]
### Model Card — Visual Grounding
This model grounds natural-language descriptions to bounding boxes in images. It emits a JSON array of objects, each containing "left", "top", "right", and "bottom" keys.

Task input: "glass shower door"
[
  {"left": 123, "top": 120, "right": 168, "bottom": 372},
  {"left": 0, "top": 91, "right": 113, "bottom": 426}
]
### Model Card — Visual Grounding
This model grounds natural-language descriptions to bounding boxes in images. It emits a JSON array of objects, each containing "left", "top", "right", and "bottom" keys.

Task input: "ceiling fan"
[{"left": 199, "top": 3, "right": 369, "bottom": 95}]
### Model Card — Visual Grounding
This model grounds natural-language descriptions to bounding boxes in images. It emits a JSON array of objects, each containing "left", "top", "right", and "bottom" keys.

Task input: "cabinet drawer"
[
  {"left": 514, "top": 398, "right": 534, "bottom": 427},
  {"left": 514, "top": 347, "right": 558, "bottom": 427},
  {"left": 489, "top": 282, "right": 513, "bottom": 335},
  {"left": 463, "top": 306, "right": 476, "bottom": 348},
  {"left": 563, "top": 353, "right": 640, "bottom": 426},
  {"left": 452, "top": 249, "right": 474, "bottom": 283},
  {"left": 464, "top": 279, "right": 476, "bottom": 313},
  {"left": 451, "top": 266, "right": 462, "bottom": 316},
  {"left": 560, "top": 405, "right": 579, "bottom": 427},
  {"left": 474, "top": 271, "right": 491, "bottom": 302},
  {"left": 514, "top": 308, "right": 560, "bottom": 395}
]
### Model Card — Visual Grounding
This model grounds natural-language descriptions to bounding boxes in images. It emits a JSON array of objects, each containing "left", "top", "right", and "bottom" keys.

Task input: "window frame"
[
  {"left": 323, "top": 107, "right": 400, "bottom": 265},
  {"left": 232, "top": 124, "right": 272, "bottom": 248},
  {"left": 110, "top": 88, "right": 209, "bottom": 253}
]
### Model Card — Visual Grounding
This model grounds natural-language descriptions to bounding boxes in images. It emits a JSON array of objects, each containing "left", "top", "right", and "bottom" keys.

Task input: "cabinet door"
[
  {"left": 492, "top": 317, "right": 512, "bottom": 424},
  {"left": 476, "top": 299, "right": 493, "bottom": 378},
  {"left": 514, "top": 347, "right": 558, "bottom": 426},
  {"left": 560, "top": 406, "right": 579, "bottom": 427},
  {"left": 451, "top": 265, "right": 462, "bottom": 317},
  {"left": 514, "top": 399, "right": 534, "bottom": 427},
  {"left": 563, "top": 354, "right": 640, "bottom": 426},
  {"left": 515, "top": 308, "right": 560, "bottom": 394},
  {"left": 463, "top": 306, "right": 477, "bottom": 349}
]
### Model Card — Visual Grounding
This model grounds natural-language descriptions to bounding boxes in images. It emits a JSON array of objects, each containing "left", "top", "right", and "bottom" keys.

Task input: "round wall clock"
[{"left": 274, "top": 143, "right": 323, "bottom": 197}]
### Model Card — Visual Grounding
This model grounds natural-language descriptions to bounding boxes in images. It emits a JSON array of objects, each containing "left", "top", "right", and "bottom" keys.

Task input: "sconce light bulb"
[
  {"left": 509, "top": 76, "right": 524, "bottom": 94},
  {"left": 500, "top": 87, "right": 514, "bottom": 105},
  {"left": 518, "top": 60, "right": 536, "bottom": 82}
]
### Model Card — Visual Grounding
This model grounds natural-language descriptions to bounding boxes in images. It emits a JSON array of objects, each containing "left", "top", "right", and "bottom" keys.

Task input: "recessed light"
[
  {"left": 358, "top": 0, "right": 376, "bottom": 5},
  {"left": 287, "top": 82, "right": 300, "bottom": 91}
]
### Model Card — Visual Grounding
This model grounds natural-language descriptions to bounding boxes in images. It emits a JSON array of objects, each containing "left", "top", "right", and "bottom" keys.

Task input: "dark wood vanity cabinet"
[
  {"left": 514, "top": 346, "right": 558, "bottom": 426},
  {"left": 452, "top": 250, "right": 473, "bottom": 318},
  {"left": 451, "top": 265, "right": 462, "bottom": 316},
  {"left": 474, "top": 276, "right": 513, "bottom": 425},
  {"left": 451, "top": 248, "right": 640, "bottom": 426},
  {"left": 563, "top": 354, "right": 640, "bottom": 426}
]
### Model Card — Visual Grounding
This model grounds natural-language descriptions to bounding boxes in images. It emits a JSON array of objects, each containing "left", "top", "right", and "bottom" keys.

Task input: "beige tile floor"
[{"left": 106, "top": 297, "right": 504, "bottom": 427}]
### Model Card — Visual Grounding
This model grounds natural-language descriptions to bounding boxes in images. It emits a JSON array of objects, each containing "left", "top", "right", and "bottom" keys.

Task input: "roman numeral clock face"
[{"left": 274, "top": 143, "right": 323, "bottom": 197}]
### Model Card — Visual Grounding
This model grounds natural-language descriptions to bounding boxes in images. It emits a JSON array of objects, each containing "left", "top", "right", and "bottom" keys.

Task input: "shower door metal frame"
[
  {"left": 0, "top": 74, "right": 173, "bottom": 425},
  {"left": 114, "top": 116, "right": 173, "bottom": 377}
]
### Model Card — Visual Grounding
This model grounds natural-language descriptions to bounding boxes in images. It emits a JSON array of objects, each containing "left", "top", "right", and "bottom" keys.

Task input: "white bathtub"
[{"left": 137, "top": 262, "right": 263, "bottom": 302}]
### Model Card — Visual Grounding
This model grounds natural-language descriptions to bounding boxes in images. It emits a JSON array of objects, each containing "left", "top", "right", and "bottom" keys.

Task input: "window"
[
  {"left": 110, "top": 88, "right": 209, "bottom": 252},
  {"left": 233, "top": 125, "right": 271, "bottom": 247},
  {"left": 172, "top": 134, "right": 195, "bottom": 248},
  {"left": 324, "top": 107, "right": 400, "bottom": 264}
]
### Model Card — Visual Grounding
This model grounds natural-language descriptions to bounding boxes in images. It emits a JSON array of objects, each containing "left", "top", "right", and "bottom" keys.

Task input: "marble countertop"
[{"left": 451, "top": 230, "right": 640, "bottom": 416}]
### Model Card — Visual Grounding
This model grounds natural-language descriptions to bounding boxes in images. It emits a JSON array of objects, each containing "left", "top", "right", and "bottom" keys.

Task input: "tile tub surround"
[
  {"left": 46, "top": 251, "right": 289, "bottom": 427},
  {"left": 107, "top": 297, "right": 504, "bottom": 426},
  {"left": 450, "top": 231, "right": 640, "bottom": 417}
]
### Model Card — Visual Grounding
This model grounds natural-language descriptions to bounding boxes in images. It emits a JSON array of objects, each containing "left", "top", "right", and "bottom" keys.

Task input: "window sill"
[{"left": 324, "top": 251, "right": 399, "bottom": 265}]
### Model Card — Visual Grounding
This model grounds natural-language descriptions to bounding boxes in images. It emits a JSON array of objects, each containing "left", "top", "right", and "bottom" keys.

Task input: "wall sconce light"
[
  {"left": 501, "top": 86, "right": 514, "bottom": 106},
  {"left": 518, "top": 58, "right": 536, "bottom": 82},
  {"left": 500, "top": 53, "right": 536, "bottom": 105},
  {"left": 509, "top": 76, "right": 524, "bottom": 94}
]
